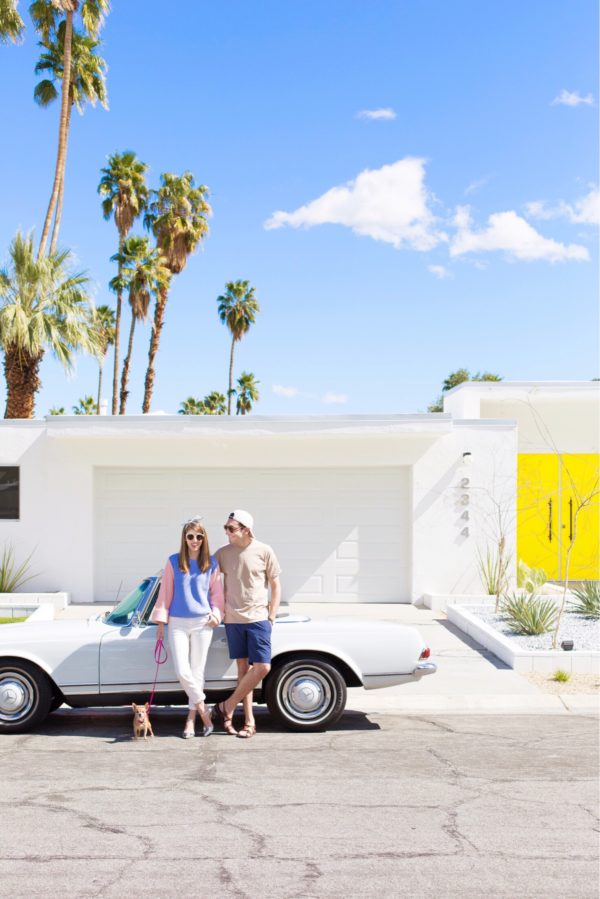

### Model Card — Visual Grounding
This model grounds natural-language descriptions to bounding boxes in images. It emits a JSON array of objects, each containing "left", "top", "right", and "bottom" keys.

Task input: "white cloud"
[
  {"left": 450, "top": 206, "right": 589, "bottom": 262},
  {"left": 552, "top": 89, "right": 594, "bottom": 107},
  {"left": 356, "top": 107, "right": 396, "bottom": 120},
  {"left": 272, "top": 384, "right": 300, "bottom": 398},
  {"left": 524, "top": 187, "right": 600, "bottom": 226},
  {"left": 428, "top": 264, "right": 453, "bottom": 280},
  {"left": 464, "top": 176, "right": 490, "bottom": 196},
  {"left": 265, "top": 158, "right": 446, "bottom": 251},
  {"left": 321, "top": 392, "right": 348, "bottom": 405}
]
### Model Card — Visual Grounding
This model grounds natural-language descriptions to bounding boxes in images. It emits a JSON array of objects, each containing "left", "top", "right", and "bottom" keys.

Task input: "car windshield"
[{"left": 104, "top": 579, "right": 154, "bottom": 626}]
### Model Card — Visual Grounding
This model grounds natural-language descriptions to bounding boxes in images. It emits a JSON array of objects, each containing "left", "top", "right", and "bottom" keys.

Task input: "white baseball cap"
[{"left": 228, "top": 509, "right": 254, "bottom": 534}]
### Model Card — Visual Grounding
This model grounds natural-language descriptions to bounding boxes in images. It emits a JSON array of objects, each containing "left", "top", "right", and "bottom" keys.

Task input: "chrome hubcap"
[
  {"left": 0, "top": 674, "right": 34, "bottom": 721},
  {"left": 281, "top": 669, "right": 332, "bottom": 721}
]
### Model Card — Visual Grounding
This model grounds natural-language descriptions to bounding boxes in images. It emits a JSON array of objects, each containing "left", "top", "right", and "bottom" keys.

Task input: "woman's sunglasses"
[{"left": 185, "top": 533, "right": 204, "bottom": 541}]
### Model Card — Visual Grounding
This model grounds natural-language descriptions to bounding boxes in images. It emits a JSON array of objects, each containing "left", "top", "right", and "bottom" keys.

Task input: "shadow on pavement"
[
  {"left": 29, "top": 706, "right": 379, "bottom": 738},
  {"left": 436, "top": 619, "right": 510, "bottom": 669}
]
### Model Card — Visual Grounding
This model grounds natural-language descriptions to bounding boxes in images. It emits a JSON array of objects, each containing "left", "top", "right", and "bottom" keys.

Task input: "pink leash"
[{"left": 147, "top": 638, "right": 168, "bottom": 711}]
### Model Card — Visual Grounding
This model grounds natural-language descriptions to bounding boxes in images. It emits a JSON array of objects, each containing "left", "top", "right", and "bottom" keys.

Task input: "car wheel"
[
  {"left": 0, "top": 660, "right": 53, "bottom": 734},
  {"left": 265, "top": 657, "right": 347, "bottom": 731}
]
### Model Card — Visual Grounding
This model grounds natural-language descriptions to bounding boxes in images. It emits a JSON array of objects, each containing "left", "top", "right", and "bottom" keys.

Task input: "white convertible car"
[{"left": 0, "top": 575, "right": 436, "bottom": 733}]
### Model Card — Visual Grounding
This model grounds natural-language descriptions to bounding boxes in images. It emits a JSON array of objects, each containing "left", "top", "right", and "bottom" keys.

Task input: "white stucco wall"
[
  {"left": 411, "top": 421, "right": 517, "bottom": 598},
  {"left": 444, "top": 382, "right": 600, "bottom": 454},
  {"left": 0, "top": 415, "right": 516, "bottom": 603}
]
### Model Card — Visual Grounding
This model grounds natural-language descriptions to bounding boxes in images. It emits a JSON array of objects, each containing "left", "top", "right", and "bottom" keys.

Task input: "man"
[{"left": 213, "top": 509, "right": 281, "bottom": 738}]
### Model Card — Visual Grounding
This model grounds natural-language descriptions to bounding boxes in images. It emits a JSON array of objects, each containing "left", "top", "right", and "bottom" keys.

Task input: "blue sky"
[{"left": 1, "top": 0, "right": 598, "bottom": 416}]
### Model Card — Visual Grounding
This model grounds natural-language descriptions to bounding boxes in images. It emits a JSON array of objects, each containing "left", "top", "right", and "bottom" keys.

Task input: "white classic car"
[{"left": 0, "top": 575, "right": 436, "bottom": 733}]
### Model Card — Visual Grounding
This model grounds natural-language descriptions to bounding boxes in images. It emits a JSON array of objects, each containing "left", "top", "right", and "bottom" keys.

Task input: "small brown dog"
[{"left": 132, "top": 702, "right": 154, "bottom": 740}]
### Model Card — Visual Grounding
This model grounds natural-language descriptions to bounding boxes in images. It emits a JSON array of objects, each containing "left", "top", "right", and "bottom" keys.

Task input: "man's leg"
[{"left": 223, "top": 660, "right": 270, "bottom": 719}]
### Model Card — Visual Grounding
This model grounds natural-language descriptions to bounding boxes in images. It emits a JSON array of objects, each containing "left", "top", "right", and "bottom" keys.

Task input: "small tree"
[
  {"left": 428, "top": 369, "right": 502, "bottom": 412},
  {"left": 72, "top": 395, "right": 95, "bottom": 415},
  {"left": 48, "top": 406, "right": 65, "bottom": 415}
]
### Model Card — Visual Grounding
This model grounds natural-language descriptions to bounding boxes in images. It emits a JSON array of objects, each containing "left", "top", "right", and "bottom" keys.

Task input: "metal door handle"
[
  {"left": 548, "top": 499, "right": 552, "bottom": 542},
  {"left": 569, "top": 498, "right": 573, "bottom": 542}
]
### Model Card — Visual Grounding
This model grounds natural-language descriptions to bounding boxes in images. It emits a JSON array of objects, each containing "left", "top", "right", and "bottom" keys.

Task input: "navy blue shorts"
[{"left": 225, "top": 620, "right": 272, "bottom": 664}]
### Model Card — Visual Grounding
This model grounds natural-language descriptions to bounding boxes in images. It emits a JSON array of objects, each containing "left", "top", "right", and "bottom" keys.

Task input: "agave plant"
[
  {"left": 500, "top": 592, "right": 558, "bottom": 636},
  {"left": 568, "top": 581, "right": 600, "bottom": 619},
  {"left": 0, "top": 544, "right": 35, "bottom": 593}
]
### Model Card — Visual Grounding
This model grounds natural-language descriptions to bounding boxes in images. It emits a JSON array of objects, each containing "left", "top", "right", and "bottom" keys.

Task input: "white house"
[{"left": 0, "top": 409, "right": 518, "bottom": 605}]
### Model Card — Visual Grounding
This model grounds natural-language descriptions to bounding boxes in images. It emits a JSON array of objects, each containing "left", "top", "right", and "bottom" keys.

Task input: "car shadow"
[{"left": 31, "top": 706, "right": 379, "bottom": 739}]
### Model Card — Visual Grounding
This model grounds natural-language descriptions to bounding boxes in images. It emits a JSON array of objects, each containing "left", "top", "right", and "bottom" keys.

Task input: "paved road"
[{"left": 0, "top": 710, "right": 597, "bottom": 898}]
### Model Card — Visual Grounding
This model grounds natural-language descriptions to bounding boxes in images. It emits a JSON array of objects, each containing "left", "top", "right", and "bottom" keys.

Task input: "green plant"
[
  {"left": 551, "top": 669, "right": 571, "bottom": 683},
  {"left": 477, "top": 546, "right": 510, "bottom": 596},
  {"left": 568, "top": 581, "right": 600, "bottom": 618},
  {"left": 500, "top": 592, "right": 558, "bottom": 636},
  {"left": 0, "top": 617, "right": 28, "bottom": 624},
  {"left": 517, "top": 560, "right": 547, "bottom": 594},
  {"left": 0, "top": 545, "right": 35, "bottom": 593}
]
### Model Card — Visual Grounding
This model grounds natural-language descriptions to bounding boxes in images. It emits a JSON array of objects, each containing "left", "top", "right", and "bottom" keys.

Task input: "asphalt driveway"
[{"left": 0, "top": 711, "right": 597, "bottom": 898}]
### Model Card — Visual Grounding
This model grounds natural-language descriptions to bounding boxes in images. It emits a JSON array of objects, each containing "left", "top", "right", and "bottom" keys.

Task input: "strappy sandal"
[
  {"left": 198, "top": 704, "right": 214, "bottom": 738},
  {"left": 182, "top": 717, "right": 196, "bottom": 739},
  {"left": 212, "top": 701, "right": 237, "bottom": 735},
  {"left": 237, "top": 722, "right": 256, "bottom": 739}
]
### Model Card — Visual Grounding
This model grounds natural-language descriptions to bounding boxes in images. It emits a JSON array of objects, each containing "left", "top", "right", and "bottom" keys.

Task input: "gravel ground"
[
  {"left": 472, "top": 605, "right": 600, "bottom": 651},
  {"left": 523, "top": 672, "right": 600, "bottom": 694}
]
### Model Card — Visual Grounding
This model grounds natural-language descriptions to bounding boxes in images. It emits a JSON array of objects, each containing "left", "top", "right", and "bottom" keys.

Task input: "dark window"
[{"left": 0, "top": 467, "right": 19, "bottom": 519}]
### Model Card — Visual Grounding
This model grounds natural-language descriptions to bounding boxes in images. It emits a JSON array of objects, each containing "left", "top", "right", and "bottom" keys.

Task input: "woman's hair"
[{"left": 178, "top": 517, "right": 211, "bottom": 573}]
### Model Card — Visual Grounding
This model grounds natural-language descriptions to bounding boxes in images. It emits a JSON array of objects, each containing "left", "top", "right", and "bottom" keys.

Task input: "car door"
[{"left": 99, "top": 621, "right": 180, "bottom": 693}]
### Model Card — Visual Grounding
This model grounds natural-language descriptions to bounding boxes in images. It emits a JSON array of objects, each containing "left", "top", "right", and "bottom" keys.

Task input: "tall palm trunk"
[
  {"left": 111, "top": 235, "right": 124, "bottom": 414},
  {"left": 119, "top": 314, "right": 137, "bottom": 414},
  {"left": 142, "top": 287, "right": 168, "bottom": 413},
  {"left": 4, "top": 346, "right": 44, "bottom": 419},
  {"left": 96, "top": 359, "right": 103, "bottom": 414},
  {"left": 227, "top": 337, "right": 236, "bottom": 415},
  {"left": 38, "top": 9, "right": 74, "bottom": 259},
  {"left": 49, "top": 100, "right": 72, "bottom": 256}
]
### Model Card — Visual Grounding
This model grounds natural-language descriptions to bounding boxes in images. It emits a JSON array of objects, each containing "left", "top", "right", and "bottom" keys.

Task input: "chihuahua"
[{"left": 132, "top": 702, "right": 154, "bottom": 740}]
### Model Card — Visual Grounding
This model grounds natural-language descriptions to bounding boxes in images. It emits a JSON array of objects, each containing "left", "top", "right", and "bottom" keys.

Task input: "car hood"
[{"left": 0, "top": 615, "right": 107, "bottom": 645}]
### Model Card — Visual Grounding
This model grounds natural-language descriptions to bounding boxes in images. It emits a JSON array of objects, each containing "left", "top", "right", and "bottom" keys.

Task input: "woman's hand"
[
  {"left": 156, "top": 622, "right": 165, "bottom": 642},
  {"left": 207, "top": 612, "right": 219, "bottom": 629}
]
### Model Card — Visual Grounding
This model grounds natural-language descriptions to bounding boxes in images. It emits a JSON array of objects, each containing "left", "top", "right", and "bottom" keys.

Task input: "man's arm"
[{"left": 268, "top": 576, "right": 281, "bottom": 624}]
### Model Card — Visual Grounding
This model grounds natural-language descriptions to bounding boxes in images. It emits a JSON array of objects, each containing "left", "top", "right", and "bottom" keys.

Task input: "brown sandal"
[
  {"left": 212, "top": 701, "right": 237, "bottom": 735},
  {"left": 237, "top": 722, "right": 256, "bottom": 739}
]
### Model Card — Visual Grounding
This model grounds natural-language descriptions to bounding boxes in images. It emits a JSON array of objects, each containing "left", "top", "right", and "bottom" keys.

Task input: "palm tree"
[
  {"left": 217, "top": 280, "right": 259, "bottom": 414},
  {"left": 201, "top": 391, "right": 226, "bottom": 415},
  {"left": 178, "top": 396, "right": 204, "bottom": 415},
  {"left": 93, "top": 303, "right": 115, "bottom": 413},
  {"left": 34, "top": 22, "right": 108, "bottom": 254},
  {"left": 235, "top": 371, "right": 260, "bottom": 415},
  {"left": 72, "top": 394, "right": 95, "bottom": 414},
  {"left": 31, "top": 0, "right": 109, "bottom": 259},
  {"left": 0, "top": 0, "right": 24, "bottom": 42},
  {"left": 98, "top": 151, "right": 149, "bottom": 414},
  {"left": 48, "top": 406, "right": 65, "bottom": 415},
  {"left": 142, "top": 172, "right": 210, "bottom": 413},
  {"left": 0, "top": 231, "right": 101, "bottom": 418},
  {"left": 109, "top": 236, "right": 170, "bottom": 414}
]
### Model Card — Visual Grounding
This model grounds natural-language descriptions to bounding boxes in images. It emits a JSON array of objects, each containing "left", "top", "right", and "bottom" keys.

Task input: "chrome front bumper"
[{"left": 412, "top": 661, "right": 437, "bottom": 677}]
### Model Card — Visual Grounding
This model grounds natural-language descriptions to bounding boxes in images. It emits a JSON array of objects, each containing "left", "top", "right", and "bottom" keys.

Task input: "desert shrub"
[
  {"left": 478, "top": 547, "right": 510, "bottom": 595},
  {"left": 552, "top": 669, "right": 570, "bottom": 683},
  {"left": 500, "top": 592, "right": 558, "bottom": 636},
  {"left": 517, "top": 560, "right": 547, "bottom": 594},
  {"left": 568, "top": 581, "right": 600, "bottom": 619},
  {"left": 0, "top": 544, "right": 35, "bottom": 593}
]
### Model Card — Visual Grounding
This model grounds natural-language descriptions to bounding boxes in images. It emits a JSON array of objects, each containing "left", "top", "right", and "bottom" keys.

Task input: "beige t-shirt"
[{"left": 215, "top": 539, "right": 281, "bottom": 624}]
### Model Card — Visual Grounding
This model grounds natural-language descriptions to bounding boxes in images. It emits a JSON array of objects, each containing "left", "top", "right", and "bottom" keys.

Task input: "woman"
[{"left": 151, "top": 516, "right": 224, "bottom": 738}]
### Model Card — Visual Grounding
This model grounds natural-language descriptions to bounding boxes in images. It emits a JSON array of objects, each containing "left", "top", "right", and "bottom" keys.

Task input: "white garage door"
[{"left": 94, "top": 467, "right": 410, "bottom": 603}]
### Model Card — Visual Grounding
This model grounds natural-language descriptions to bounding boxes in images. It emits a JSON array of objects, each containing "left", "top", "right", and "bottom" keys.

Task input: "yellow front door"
[{"left": 517, "top": 453, "right": 599, "bottom": 580}]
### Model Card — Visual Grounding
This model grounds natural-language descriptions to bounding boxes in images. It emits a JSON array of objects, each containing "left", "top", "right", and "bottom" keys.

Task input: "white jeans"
[{"left": 168, "top": 616, "right": 214, "bottom": 709}]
